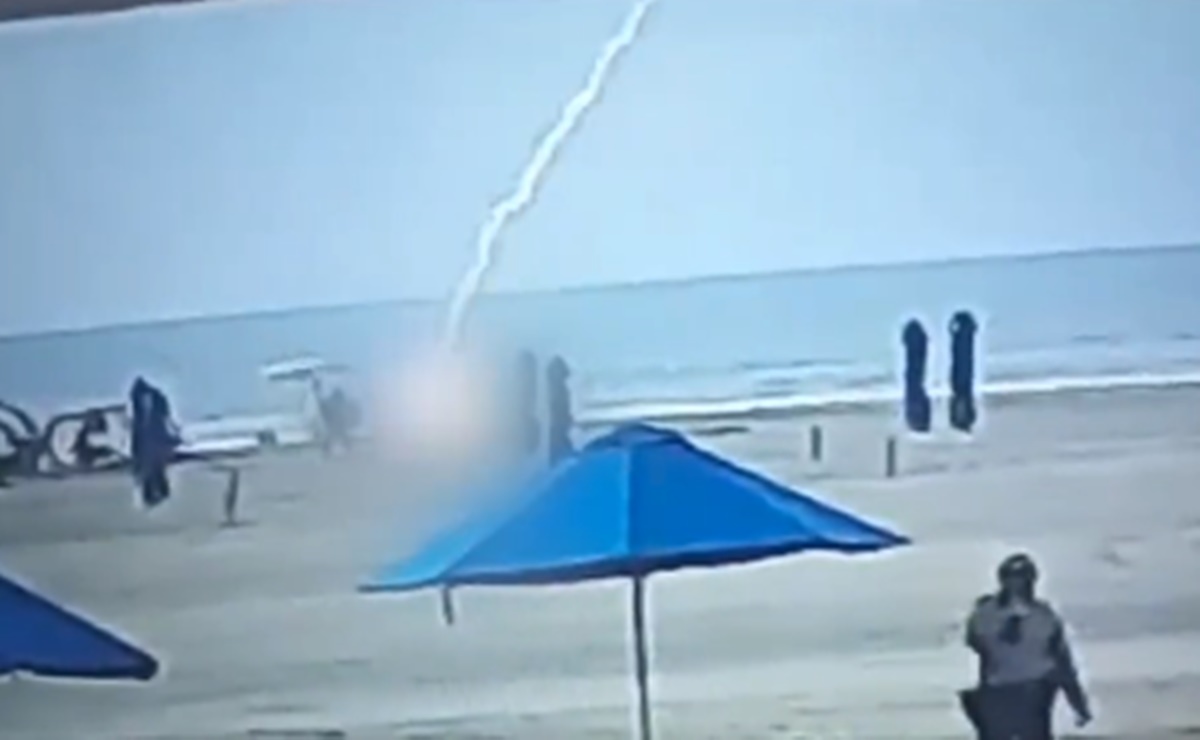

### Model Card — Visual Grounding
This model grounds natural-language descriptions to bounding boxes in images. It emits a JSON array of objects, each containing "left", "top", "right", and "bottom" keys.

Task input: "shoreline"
[
  {"left": 8, "top": 367, "right": 1200, "bottom": 469},
  {"left": 162, "top": 365, "right": 1200, "bottom": 441},
  {"left": 5, "top": 369, "right": 1200, "bottom": 488},
  {"left": 587, "top": 368, "right": 1200, "bottom": 425}
]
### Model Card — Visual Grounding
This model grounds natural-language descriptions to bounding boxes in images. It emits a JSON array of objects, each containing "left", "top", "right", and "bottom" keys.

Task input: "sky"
[{"left": 2, "top": 0, "right": 1200, "bottom": 335}]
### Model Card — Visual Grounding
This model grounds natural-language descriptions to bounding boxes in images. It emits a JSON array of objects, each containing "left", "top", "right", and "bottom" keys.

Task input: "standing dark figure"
[
  {"left": 949, "top": 310, "right": 979, "bottom": 433},
  {"left": 515, "top": 350, "right": 540, "bottom": 457},
  {"left": 0, "top": 423, "right": 14, "bottom": 486},
  {"left": 0, "top": 400, "right": 40, "bottom": 478},
  {"left": 545, "top": 356, "right": 574, "bottom": 464},
  {"left": 317, "top": 385, "right": 358, "bottom": 456},
  {"left": 901, "top": 319, "right": 932, "bottom": 433},
  {"left": 960, "top": 554, "right": 1092, "bottom": 740},
  {"left": 129, "top": 377, "right": 180, "bottom": 509},
  {"left": 71, "top": 410, "right": 118, "bottom": 470}
]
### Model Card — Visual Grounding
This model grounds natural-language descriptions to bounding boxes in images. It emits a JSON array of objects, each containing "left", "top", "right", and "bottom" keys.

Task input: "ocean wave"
[
  {"left": 1068, "top": 332, "right": 1125, "bottom": 347},
  {"left": 731, "top": 356, "right": 853, "bottom": 373},
  {"left": 579, "top": 356, "right": 853, "bottom": 390}
]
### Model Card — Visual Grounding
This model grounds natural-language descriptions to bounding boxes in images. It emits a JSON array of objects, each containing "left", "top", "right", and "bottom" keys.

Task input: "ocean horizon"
[{"left": 3, "top": 244, "right": 1200, "bottom": 437}]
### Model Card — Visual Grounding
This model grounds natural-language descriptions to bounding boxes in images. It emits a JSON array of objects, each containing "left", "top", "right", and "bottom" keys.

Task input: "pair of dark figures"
[
  {"left": 902, "top": 310, "right": 978, "bottom": 434},
  {"left": 516, "top": 352, "right": 574, "bottom": 464}
]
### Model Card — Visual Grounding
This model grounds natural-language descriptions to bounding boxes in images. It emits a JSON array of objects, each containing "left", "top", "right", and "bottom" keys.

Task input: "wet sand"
[{"left": 3, "top": 384, "right": 1200, "bottom": 739}]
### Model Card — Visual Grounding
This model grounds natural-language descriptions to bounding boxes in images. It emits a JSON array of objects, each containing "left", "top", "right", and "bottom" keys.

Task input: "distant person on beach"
[
  {"left": 960, "top": 553, "right": 1091, "bottom": 740},
  {"left": 317, "top": 384, "right": 358, "bottom": 456},
  {"left": 516, "top": 350, "right": 540, "bottom": 457},
  {"left": 0, "top": 400, "right": 39, "bottom": 479},
  {"left": 129, "top": 377, "right": 181, "bottom": 509},
  {"left": 546, "top": 356, "right": 574, "bottom": 464},
  {"left": 901, "top": 318, "right": 932, "bottom": 433},
  {"left": 949, "top": 310, "right": 979, "bottom": 433},
  {"left": 0, "top": 426, "right": 13, "bottom": 486},
  {"left": 0, "top": 418, "right": 19, "bottom": 485},
  {"left": 70, "top": 409, "right": 119, "bottom": 471}
]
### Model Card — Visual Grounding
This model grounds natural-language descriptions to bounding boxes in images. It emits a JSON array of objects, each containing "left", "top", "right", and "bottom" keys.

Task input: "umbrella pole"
[{"left": 630, "top": 576, "right": 653, "bottom": 740}]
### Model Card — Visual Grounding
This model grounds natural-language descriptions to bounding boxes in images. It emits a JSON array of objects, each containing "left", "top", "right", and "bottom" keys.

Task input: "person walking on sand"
[{"left": 961, "top": 553, "right": 1092, "bottom": 740}]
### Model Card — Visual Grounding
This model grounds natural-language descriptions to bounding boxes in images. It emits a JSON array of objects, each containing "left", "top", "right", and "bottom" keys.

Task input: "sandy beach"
[{"left": 3, "top": 383, "right": 1200, "bottom": 739}]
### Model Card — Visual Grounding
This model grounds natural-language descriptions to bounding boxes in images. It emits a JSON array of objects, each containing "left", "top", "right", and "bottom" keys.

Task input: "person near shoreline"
[
  {"left": 317, "top": 384, "right": 358, "bottom": 456},
  {"left": 129, "top": 377, "right": 181, "bottom": 509},
  {"left": 545, "top": 356, "right": 574, "bottom": 464},
  {"left": 961, "top": 553, "right": 1092, "bottom": 740},
  {"left": 515, "top": 350, "right": 540, "bottom": 458},
  {"left": 0, "top": 421, "right": 17, "bottom": 485},
  {"left": 70, "top": 409, "right": 120, "bottom": 471}
]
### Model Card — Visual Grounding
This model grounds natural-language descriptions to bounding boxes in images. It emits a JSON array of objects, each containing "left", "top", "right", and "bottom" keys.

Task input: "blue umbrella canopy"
[
  {"left": 1, "top": 1, "right": 213, "bottom": 23},
  {"left": 364, "top": 423, "right": 907, "bottom": 591},
  {"left": 362, "top": 423, "right": 908, "bottom": 740},
  {"left": 0, "top": 569, "right": 159, "bottom": 681}
]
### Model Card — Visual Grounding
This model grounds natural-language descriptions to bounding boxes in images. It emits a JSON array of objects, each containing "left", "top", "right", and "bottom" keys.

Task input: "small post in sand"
[
  {"left": 884, "top": 435, "right": 898, "bottom": 478},
  {"left": 808, "top": 424, "right": 823, "bottom": 463},
  {"left": 440, "top": 586, "right": 457, "bottom": 626}
]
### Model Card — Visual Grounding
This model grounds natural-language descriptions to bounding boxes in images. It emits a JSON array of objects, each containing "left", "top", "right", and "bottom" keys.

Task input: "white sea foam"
[{"left": 579, "top": 369, "right": 1200, "bottom": 424}]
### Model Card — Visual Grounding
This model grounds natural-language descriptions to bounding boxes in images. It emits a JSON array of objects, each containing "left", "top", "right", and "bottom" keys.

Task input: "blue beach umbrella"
[
  {"left": 0, "top": 570, "right": 158, "bottom": 681},
  {"left": 1, "top": 1, "right": 221, "bottom": 23},
  {"left": 362, "top": 423, "right": 908, "bottom": 739}
]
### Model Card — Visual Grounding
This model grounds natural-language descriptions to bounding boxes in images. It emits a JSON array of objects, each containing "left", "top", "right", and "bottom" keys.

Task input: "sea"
[{"left": 2, "top": 245, "right": 1200, "bottom": 442}]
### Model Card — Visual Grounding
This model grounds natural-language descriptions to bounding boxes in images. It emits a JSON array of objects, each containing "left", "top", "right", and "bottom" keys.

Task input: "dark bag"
[{"left": 959, "top": 679, "right": 1057, "bottom": 740}]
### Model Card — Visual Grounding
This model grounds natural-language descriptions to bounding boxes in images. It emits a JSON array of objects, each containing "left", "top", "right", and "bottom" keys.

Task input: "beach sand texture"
[{"left": 3, "top": 384, "right": 1200, "bottom": 739}]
